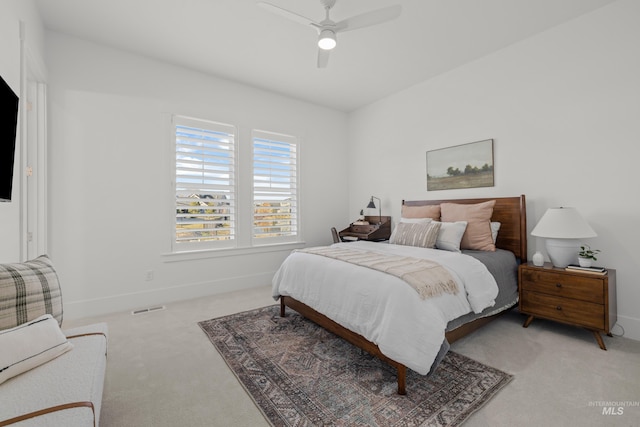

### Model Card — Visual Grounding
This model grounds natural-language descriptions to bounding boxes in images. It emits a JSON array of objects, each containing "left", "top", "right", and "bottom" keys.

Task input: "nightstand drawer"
[
  {"left": 520, "top": 270, "right": 604, "bottom": 304},
  {"left": 521, "top": 290, "right": 605, "bottom": 330}
]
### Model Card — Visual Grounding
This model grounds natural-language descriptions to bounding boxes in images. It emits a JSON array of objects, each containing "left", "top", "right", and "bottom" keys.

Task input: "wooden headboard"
[{"left": 402, "top": 195, "right": 527, "bottom": 263}]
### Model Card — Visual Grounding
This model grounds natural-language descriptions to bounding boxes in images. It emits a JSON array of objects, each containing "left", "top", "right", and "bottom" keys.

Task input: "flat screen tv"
[{"left": 0, "top": 74, "right": 19, "bottom": 202}]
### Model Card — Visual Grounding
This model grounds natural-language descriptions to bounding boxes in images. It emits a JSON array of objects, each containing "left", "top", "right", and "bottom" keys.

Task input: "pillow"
[
  {"left": 399, "top": 217, "right": 433, "bottom": 224},
  {"left": 0, "top": 255, "right": 63, "bottom": 331},
  {"left": 389, "top": 221, "right": 441, "bottom": 249},
  {"left": 434, "top": 221, "right": 468, "bottom": 252},
  {"left": 401, "top": 204, "right": 441, "bottom": 220},
  {"left": 0, "top": 314, "right": 73, "bottom": 384},
  {"left": 440, "top": 200, "right": 496, "bottom": 251},
  {"left": 490, "top": 222, "right": 501, "bottom": 243}
]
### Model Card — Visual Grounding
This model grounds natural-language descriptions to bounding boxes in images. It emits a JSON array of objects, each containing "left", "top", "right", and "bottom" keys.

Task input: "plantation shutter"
[
  {"left": 253, "top": 131, "right": 298, "bottom": 242},
  {"left": 174, "top": 116, "right": 236, "bottom": 249}
]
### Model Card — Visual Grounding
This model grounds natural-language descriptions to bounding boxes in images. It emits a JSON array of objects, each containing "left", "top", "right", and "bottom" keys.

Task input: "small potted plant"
[{"left": 578, "top": 245, "right": 600, "bottom": 267}]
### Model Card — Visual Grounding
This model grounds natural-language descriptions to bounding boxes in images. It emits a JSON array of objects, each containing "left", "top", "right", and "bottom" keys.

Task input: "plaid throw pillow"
[{"left": 0, "top": 255, "right": 63, "bottom": 331}]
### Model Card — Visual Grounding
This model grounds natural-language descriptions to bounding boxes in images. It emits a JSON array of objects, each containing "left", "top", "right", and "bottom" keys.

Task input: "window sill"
[{"left": 162, "top": 241, "right": 306, "bottom": 263}]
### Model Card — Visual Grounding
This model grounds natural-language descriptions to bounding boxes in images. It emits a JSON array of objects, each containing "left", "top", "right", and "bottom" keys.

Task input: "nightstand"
[{"left": 518, "top": 262, "right": 617, "bottom": 350}]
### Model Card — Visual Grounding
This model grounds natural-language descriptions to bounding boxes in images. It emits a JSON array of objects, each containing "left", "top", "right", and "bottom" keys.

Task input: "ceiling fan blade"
[
  {"left": 335, "top": 4, "right": 401, "bottom": 33},
  {"left": 257, "top": 1, "right": 318, "bottom": 27},
  {"left": 317, "top": 49, "right": 330, "bottom": 68}
]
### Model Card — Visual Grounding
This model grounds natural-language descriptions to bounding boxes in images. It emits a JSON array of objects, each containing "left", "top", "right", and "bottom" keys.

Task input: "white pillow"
[
  {"left": 490, "top": 222, "right": 501, "bottom": 243},
  {"left": 435, "top": 221, "right": 468, "bottom": 252},
  {"left": 0, "top": 314, "right": 73, "bottom": 384},
  {"left": 399, "top": 217, "right": 433, "bottom": 224}
]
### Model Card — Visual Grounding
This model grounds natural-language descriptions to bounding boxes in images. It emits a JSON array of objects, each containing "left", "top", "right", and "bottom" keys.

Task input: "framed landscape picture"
[{"left": 426, "top": 139, "right": 494, "bottom": 191}]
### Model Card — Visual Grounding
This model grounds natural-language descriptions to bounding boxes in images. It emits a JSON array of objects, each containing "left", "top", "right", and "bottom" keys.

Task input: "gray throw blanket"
[{"left": 298, "top": 246, "right": 459, "bottom": 299}]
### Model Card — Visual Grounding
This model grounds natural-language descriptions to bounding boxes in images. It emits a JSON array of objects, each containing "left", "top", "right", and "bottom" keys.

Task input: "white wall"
[
  {"left": 6, "top": 1, "right": 639, "bottom": 341},
  {"left": 44, "top": 33, "right": 349, "bottom": 319},
  {"left": 0, "top": 0, "right": 45, "bottom": 262},
  {"left": 348, "top": 0, "right": 640, "bottom": 339}
]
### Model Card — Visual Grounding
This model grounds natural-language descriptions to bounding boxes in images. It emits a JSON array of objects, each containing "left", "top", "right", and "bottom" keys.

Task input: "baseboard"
[
  {"left": 63, "top": 271, "right": 274, "bottom": 321},
  {"left": 615, "top": 314, "right": 640, "bottom": 341}
]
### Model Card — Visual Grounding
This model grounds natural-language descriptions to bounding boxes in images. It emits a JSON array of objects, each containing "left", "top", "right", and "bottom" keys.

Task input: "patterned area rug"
[{"left": 199, "top": 305, "right": 512, "bottom": 427}]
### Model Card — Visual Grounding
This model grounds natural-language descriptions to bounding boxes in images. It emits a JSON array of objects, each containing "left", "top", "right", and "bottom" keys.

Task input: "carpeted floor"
[
  {"left": 63, "top": 285, "right": 640, "bottom": 426},
  {"left": 199, "top": 305, "right": 513, "bottom": 427}
]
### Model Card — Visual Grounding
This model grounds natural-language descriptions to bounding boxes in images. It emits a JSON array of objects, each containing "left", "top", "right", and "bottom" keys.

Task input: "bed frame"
[{"left": 280, "top": 195, "right": 527, "bottom": 395}]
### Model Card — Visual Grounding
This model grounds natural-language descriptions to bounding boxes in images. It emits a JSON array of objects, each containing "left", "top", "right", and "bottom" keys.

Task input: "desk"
[{"left": 339, "top": 216, "right": 391, "bottom": 241}]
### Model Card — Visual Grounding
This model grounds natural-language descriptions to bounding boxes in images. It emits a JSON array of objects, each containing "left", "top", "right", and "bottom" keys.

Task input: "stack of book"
[{"left": 565, "top": 264, "right": 607, "bottom": 275}]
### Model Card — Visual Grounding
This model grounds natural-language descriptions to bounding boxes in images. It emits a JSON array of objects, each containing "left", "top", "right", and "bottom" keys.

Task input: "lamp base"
[{"left": 545, "top": 238, "right": 580, "bottom": 268}]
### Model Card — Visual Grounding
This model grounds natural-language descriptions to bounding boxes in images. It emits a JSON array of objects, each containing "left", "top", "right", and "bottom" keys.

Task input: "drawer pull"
[
  {"left": 556, "top": 283, "right": 562, "bottom": 288},
  {"left": 556, "top": 306, "right": 562, "bottom": 311}
]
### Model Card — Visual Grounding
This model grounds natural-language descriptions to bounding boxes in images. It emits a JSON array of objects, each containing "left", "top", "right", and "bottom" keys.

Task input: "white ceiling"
[{"left": 34, "top": 0, "right": 616, "bottom": 112}]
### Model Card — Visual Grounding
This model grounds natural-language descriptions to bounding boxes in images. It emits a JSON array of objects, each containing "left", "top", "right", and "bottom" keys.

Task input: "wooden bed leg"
[
  {"left": 280, "top": 298, "right": 286, "bottom": 317},
  {"left": 397, "top": 365, "right": 407, "bottom": 395}
]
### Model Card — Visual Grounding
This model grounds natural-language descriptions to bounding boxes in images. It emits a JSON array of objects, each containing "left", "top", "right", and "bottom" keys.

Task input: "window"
[
  {"left": 173, "top": 116, "right": 236, "bottom": 251},
  {"left": 252, "top": 131, "right": 298, "bottom": 243},
  {"left": 171, "top": 116, "right": 300, "bottom": 254}
]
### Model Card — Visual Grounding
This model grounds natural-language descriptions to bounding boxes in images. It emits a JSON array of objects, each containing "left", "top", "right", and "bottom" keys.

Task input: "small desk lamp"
[
  {"left": 530, "top": 207, "right": 597, "bottom": 268},
  {"left": 367, "top": 196, "right": 382, "bottom": 225}
]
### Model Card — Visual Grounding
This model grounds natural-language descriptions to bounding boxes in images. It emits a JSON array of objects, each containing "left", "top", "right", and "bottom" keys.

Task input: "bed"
[{"left": 273, "top": 195, "right": 527, "bottom": 394}]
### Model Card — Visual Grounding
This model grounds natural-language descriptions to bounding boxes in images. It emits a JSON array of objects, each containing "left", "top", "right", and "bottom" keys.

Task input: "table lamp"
[
  {"left": 367, "top": 196, "right": 382, "bottom": 225},
  {"left": 530, "top": 207, "right": 597, "bottom": 268}
]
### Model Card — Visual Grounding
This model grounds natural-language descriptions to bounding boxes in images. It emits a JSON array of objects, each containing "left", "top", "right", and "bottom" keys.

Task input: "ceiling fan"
[{"left": 257, "top": 0, "right": 402, "bottom": 68}]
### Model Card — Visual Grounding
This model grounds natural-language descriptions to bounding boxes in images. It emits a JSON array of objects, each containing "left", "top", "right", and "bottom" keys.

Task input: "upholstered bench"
[
  {"left": 0, "top": 256, "right": 108, "bottom": 427},
  {"left": 0, "top": 323, "right": 108, "bottom": 426}
]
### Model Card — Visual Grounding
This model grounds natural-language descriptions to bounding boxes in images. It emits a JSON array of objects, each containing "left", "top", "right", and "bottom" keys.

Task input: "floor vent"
[{"left": 131, "top": 305, "right": 166, "bottom": 315}]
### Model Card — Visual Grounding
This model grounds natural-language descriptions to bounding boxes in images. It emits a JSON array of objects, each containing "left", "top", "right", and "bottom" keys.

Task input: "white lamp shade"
[
  {"left": 531, "top": 207, "right": 596, "bottom": 238},
  {"left": 531, "top": 207, "right": 597, "bottom": 268}
]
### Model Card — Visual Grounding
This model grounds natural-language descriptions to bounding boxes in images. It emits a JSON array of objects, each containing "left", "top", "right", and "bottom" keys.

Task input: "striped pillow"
[
  {"left": 0, "top": 255, "right": 63, "bottom": 331},
  {"left": 390, "top": 221, "right": 442, "bottom": 248},
  {"left": 0, "top": 314, "right": 73, "bottom": 384}
]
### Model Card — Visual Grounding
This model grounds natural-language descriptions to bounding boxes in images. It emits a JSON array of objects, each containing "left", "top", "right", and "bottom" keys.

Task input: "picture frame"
[{"left": 426, "top": 139, "right": 494, "bottom": 191}]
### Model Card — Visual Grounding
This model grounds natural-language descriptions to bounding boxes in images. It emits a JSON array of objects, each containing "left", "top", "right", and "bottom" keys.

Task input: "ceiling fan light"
[{"left": 318, "top": 29, "right": 337, "bottom": 50}]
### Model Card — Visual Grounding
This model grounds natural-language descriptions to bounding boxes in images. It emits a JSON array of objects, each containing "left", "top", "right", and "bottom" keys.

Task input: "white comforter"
[{"left": 271, "top": 241, "right": 498, "bottom": 375}]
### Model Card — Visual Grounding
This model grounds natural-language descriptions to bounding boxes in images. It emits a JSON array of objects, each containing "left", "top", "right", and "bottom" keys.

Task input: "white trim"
[
  {"left": 616, "top": 314, "right": 640, "bottom": 341},
  {"left": 19, "top": 21, "right": 49, "bottom": 261},
  {"left": 19, "top": 21, "right": 27, "bottom": 261},
  {"left": 36, "top": 83, "right": 48, "bottom": 257},
  {"left": 25, "top": 81, "right": 48, "bottom": 259},
  {"left": 162, "top": 241, "right": 304, "bottom": 263}
]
